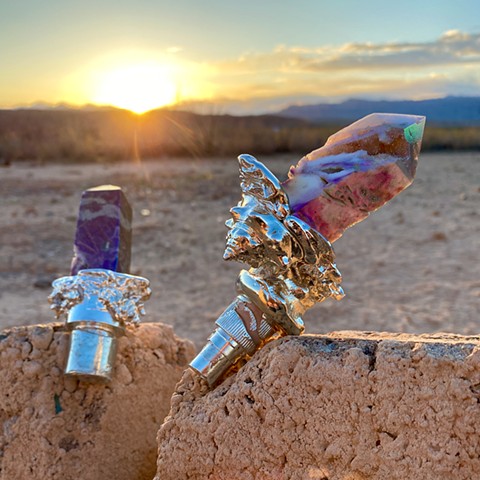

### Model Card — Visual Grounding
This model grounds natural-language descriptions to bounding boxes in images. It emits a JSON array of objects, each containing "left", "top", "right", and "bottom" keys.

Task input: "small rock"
[
  {"left": 431, "top": 231, "right": 447, "bottom": 242},
  {"left": 33, "top": 276, "right": 55, "bottom": 289},
  {"left": 22, "top": 360, "right": 43, "bottom": 378},
  {"left": 31, "top": 326, "right": 54, "bottom": 350},
  {"left": 63, "top": 376, "right": 78, "bottom": 393},
  {"left": 116, "top": 363, "right": 133, "bottom": 385},
  {"left": 24, "top": 206, "right": 38, "bottom": 216},
  {"left": 30, "top": 348, "right": 42, "bottom": 360},
  {"left": 21, "top": 341, "right": 33, "bottom": 359}
]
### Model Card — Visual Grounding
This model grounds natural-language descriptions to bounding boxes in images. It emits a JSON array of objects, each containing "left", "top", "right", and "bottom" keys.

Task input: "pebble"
[
  {"left": 116, "top": 363, "right": 133, "bottom": 385},
  {"left": 30, "top": 348, "right": 42, "bottom": 360},
  {"left": 63, "top": 376, "right": 78, "bottom": 393},
  {"left": 74, "top": 389, "right": 86, "bottom": 403},
  {"left": 22, "top": 360, "right": 43, "bottom": 378},
  {"left": 31, "top": 326, "right": 54, "bottom": 350},
  {"left": 21, "top": 341, "right": 33, "bottom": 359},
  {"left": 33, "top": 277, "right": 54, "bottom": 289}
]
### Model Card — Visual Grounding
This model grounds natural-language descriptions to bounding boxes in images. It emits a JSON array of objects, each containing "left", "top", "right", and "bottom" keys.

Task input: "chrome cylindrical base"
[
  {"left": 190, "top": 328, "right": 244, "bottom": 386},
  {"left": 50, "top": 269, "right": 151, "bottom": 383},
  {"left": 64, "top": 292, "right": 124, "bottom": 382},
  {"left": 190, "top": 297, "right": 275, "bottom": 385},
  {"left": 65, "top": 325, "right": 119, "bottom": 382}
]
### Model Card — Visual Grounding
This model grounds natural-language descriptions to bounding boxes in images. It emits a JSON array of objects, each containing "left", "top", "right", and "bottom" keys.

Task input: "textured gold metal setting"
[{"left": 190, "top": 155, "right": 344, "bottom": 385}]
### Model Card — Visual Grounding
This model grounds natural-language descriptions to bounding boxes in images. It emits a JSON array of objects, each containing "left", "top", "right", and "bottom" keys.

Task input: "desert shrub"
[{"left": 0, "top": 109, "right": 479, "bottom": 164}]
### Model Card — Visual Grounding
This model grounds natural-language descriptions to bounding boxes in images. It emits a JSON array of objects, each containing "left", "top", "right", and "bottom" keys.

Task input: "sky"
[{"left": 1, "top": 0, "right": 480, "bottom": 114}]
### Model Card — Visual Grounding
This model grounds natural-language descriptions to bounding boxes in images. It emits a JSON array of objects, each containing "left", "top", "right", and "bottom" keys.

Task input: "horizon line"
[{"left": 1, "top": 93, "right": 479, "bottom": 116}]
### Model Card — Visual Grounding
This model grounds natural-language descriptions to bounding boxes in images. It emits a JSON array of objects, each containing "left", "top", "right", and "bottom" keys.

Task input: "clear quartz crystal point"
[{"left": 282, "top": 113, "right": 425, "bottom": 242}]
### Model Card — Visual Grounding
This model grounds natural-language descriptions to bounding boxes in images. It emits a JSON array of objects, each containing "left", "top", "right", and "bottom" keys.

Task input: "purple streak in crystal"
[
  {"left": 282, "top": 113, "right": 425, "bottom": 242},
  {"left": 70, "top": 185, "right": 132, "bottom": 275}
]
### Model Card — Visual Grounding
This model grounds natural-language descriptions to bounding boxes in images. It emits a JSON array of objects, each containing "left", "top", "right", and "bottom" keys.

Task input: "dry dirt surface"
[
  {"left": 0, "top": 152, "right": 479, "bottom": 347},
  {"left": 0, "top": 322, "right": 194, "bottom": 480},
  {"left": 156, "top": 332, "right": 480, "bottom": 480}
]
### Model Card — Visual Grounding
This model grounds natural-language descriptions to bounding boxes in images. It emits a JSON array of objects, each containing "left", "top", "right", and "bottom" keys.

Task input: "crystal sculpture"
[
  {"left": 190, "top": 113, "right": 426, "bottom": 386},
  {"left": 283, "top": 113, "right": 425, "bottom": 242}
]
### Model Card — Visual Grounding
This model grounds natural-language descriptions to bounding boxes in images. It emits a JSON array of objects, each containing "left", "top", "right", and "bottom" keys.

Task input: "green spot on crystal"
[
  {"left": 404, "top": 122, "right": 424, "bottom": 144},
  {"left": 54, "top": 393, "right": 63, "bottom": 414}
]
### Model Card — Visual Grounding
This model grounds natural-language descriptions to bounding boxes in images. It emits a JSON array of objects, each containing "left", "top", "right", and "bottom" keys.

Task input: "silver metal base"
[
  {"left": 49, "top": 269, "right": 151, "bottom": 383},
  {"left": 190, "top": 297, "right": 275, "bottom": 385},
  {"left": 190, "top": 328, "right": 244, "bottom": 386},
  {"left": 65, "top": 325, "right": 119, "bottom": 382},
  {"left": 63, "top": 288, "right": 124, "bottom": 383}
]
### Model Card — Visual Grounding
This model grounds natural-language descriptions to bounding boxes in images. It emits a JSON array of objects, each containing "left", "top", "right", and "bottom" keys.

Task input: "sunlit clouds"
[
  {"left": 219, "top": 30, "right": 480, "bottom": 73},
  {"left": 201, "top": 30, "right": 480, "bottom": 111},
  {"left": 5, "top": 28, "right": 480, "bottom": 114}
]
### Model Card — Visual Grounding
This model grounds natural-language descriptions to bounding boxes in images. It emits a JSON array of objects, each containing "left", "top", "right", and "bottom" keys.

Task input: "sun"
[{"left": 93, "top": 61, "right": 177, "bottom": 114}]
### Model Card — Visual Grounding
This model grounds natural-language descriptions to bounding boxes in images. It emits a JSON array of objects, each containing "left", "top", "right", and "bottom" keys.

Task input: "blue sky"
[{"left": 1, "top": 0, "right": 480, "bottom": 113}]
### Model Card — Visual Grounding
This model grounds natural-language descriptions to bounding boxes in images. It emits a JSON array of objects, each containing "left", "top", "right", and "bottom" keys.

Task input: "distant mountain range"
[
  {"left": 14, "top": 102, "right": 120, "bottom": 112},
  {"left": 8, "top": 96, "right": 480, "bottom": 125},
  {"left": 278, "top": 96, "right": 480, "bottom": 125}
]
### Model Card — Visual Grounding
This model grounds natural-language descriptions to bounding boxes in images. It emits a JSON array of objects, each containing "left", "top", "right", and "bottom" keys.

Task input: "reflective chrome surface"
[
  {"left": 49, "top": 269, "right": 151, "bottom": 382},
  {"left": 190, "top": 155, "right": 344, "bottom": 385},
  {"left": 65, "top": 325, "right": 118, "bottom": 382},
  {"left": 190, "top": 296, "right": 276, "bottom": 385}
]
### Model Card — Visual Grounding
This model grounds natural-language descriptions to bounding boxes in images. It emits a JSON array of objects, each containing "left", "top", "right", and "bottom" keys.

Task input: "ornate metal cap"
[{"left": 49, "top": 269, "right": 150, "bottom": 382}]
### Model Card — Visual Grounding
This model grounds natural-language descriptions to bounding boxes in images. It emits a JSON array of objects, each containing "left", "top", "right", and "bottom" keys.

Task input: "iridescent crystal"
[
  {"left": 70, "top": 185, "right": 132, "bottom": 275},
  {"left": 282, "top": 113, "right": 425, "bottom": 242}
]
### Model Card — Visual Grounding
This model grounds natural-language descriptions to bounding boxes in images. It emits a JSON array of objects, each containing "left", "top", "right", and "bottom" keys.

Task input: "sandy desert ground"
[{"left": 0, "top": 152, "right": 479, "bottom": 348}]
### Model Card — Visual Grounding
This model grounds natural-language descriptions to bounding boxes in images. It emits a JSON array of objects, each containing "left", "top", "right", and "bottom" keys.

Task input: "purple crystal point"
[
  {"left": 70, "top": 185, "right": 132, "bottom": 275},
  {"left": 282, "top": 113, "right": 425, "bottom": 242}
]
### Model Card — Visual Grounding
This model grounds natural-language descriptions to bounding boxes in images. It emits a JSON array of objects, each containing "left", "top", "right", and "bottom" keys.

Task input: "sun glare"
[{"left": 93, "top": 62, "right": 177, "bottom": 114}]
